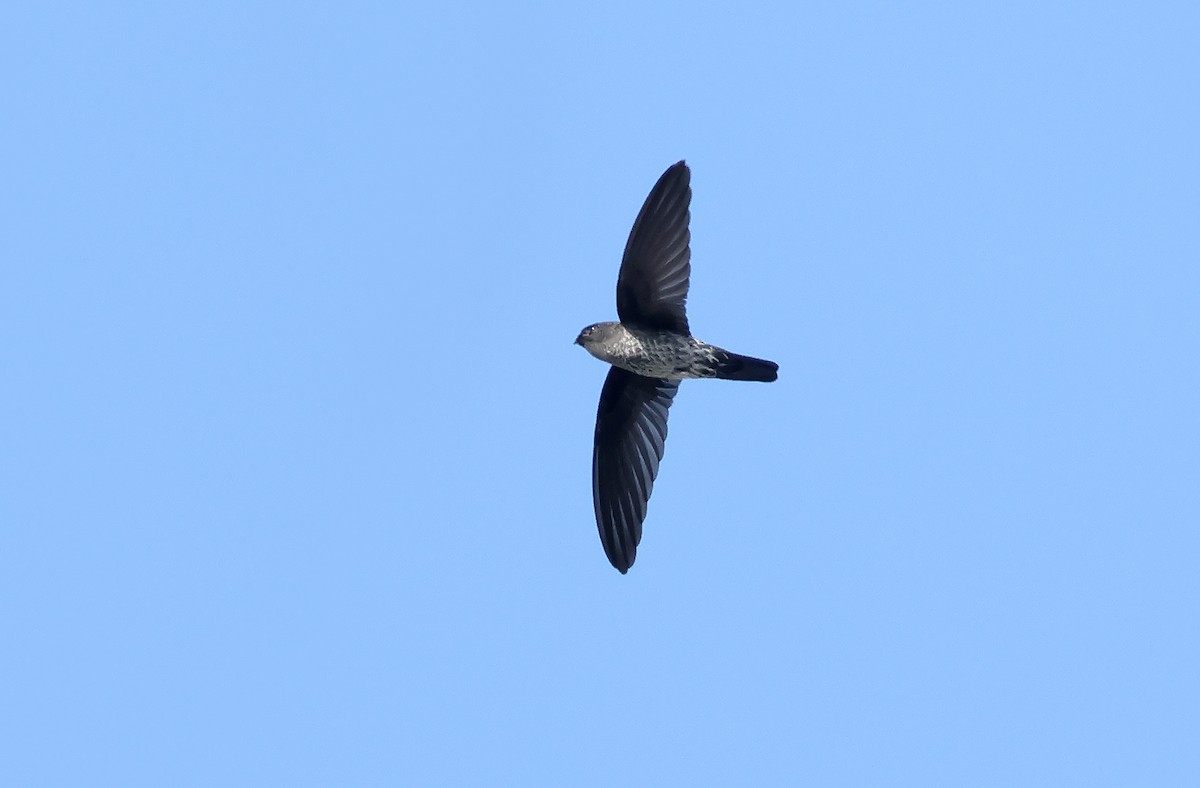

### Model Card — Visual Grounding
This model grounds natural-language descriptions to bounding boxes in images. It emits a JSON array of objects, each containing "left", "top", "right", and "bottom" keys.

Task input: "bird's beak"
[{"left": 574, "top": 336, "right": 582, "bottom": 346}]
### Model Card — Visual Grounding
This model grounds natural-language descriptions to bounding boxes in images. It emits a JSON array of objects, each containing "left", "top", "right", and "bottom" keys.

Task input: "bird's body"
[
  {"left": 577, "top": 161, "right": 778, "bottom": 573},
  {"left": 578, "top": 321, "right": 778, "bottom": 382}
]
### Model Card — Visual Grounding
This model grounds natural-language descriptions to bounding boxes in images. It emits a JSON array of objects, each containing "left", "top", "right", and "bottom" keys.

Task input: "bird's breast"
[{"left": 601, "top": 329, "right": 716, "bottom": 380}]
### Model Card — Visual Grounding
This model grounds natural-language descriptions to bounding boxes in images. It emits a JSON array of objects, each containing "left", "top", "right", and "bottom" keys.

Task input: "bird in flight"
[{"left": 576, "top": 161, "right": 778, "bottom": 574}]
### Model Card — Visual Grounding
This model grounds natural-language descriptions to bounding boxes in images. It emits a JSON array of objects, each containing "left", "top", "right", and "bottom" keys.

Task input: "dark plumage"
[{"left": 576, "top": 161, "right": 779, "bottom": 573}]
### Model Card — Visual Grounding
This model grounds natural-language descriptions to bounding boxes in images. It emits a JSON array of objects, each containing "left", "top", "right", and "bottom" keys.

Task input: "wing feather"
[
  {"left": 591, "top": 367, "right": 680, "bottom": 573},
  {"left": 616, "top": 161, "right": 693, "bottom": 334}
]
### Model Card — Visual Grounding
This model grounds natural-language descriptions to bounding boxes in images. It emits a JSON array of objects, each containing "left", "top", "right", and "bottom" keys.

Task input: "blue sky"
[{"left": 3, "top": 2, "right": 1198, "bottom": 785}]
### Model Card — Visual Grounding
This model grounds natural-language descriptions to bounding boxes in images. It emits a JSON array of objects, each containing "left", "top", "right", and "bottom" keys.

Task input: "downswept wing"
[
  {"left": 592, "top": 366, "right": 680, "bottom": 573},
  {"left": 616, "top": 160, "right": 692, "bottom": 334}
]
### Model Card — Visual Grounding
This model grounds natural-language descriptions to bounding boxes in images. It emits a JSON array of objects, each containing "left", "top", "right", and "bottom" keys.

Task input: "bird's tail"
[{"left": 713, "top": 351, "right": 779, "bottom": 382}]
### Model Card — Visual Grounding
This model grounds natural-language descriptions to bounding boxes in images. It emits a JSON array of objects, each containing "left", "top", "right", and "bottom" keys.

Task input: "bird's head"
[
  {"left": 575, "top": 322, "right": 619, "bottom": 354},
  {"left": 574, "top": 324, "right": 598, "bottom": 347}
]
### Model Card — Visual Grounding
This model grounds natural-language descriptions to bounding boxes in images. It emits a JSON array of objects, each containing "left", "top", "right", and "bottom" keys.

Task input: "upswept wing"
[{"left": 616, "top": 160, "right": 692, "bottom": 334}]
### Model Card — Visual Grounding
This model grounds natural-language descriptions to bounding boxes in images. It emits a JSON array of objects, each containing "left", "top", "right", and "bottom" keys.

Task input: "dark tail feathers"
[{"left": 713, "top": 351, "right": 779, "bottom": 382}]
